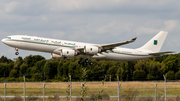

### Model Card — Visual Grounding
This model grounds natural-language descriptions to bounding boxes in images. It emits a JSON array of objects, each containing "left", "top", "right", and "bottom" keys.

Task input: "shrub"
[
  {"left": 176, "top": 95, "right": 180, "bottom": 101},
  {"left": 101, "top": 94, "right": 110, "bottom": 101},
  {"left": 124, "top": 88, "right": 139, "bottom": 101}
]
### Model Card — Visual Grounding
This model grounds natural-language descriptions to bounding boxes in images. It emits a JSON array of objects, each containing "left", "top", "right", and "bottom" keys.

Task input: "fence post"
[
  {"left": 119, "top": 83, "right": 121, "bottom": 101},
  {"left": 23, "top": 75, "right": 26, "bottom": 101},
  {"left": 43, "top": 83, "right": 45, "bottom": 101},
  {"left": 110, "top": 75, "right": 111, "bottom": 82},
  {"left": 81, "top": 83, "right": 83, "bottom": 99},
  {"left": 117, "top": 76, "right": 119, "bottom": 101},
  {"left": 117, "top": 76, "right": 121, "bottom": 101},
  {"left": 69, "top": 75, "right": 72, "bottom": 101},
  {"left": 163, "top": 75, "right": 166, "bottom": 101},
  {"left": 4, "top": 83, "right": 6, "bottom": 101},
  {"left": 154, "top": 83, "right": 157, "bottom": 101}
]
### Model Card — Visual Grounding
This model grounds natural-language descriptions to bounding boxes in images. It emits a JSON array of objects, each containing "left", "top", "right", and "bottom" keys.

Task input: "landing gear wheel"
[
  {"left": 85, "top": 59, "right": 89, "bottom": 63},
  {"left": 78, "top": 58, "right": 84, "bottom": 64},
  {"left": 79, "top": 58, "right": 93, "bottom": 67},
  {"left": 15, "top": 52, "right": 19, "bottom": 55},
  {"left": 83, "top": 62, "right": 87, "bottom": 67},
  {"left": 88, "top": 60, "right": 93, "bottom": 65},
  {"left": 78, "top": 60, "right": 83, "bottom": 64},
  {"left": 89, "top": 62, "right": 93, "bottom": 65}
]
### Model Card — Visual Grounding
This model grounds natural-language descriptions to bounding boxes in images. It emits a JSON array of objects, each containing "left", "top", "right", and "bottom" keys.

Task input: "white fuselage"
[{"left": 2, "top": 35, "right": 153, "bottom": 61}]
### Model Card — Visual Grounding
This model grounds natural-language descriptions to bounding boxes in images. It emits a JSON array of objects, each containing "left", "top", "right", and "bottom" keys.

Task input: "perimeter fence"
[{"left": 0, "top": 80, "right": 180, "bottom": 101}]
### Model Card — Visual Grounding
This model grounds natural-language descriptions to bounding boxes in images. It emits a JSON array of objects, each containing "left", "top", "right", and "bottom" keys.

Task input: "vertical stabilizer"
[{"left": 137, "top": 31, "right": 168, "bottom": 52}]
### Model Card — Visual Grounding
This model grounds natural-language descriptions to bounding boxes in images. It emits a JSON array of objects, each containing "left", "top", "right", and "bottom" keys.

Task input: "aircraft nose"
[
  {"left": 2, "top": 38, "right": 7, "bottom": 44},
  {"left": 2, "top": 38, "right": 5, "bottom": 43}
]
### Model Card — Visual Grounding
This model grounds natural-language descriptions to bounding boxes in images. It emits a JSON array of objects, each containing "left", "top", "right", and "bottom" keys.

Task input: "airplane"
[{"left": 2, "top": 31, "right": 173, "bottom": 66}]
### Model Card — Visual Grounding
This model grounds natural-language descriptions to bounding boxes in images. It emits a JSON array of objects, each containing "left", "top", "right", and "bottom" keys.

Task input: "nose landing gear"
[
  {"left": 15, "top": 48, "right": 19, "bottom": 55},
  {"left": 15, "top": 52, "right": 19, "bottom": 55},
  {"left": 78, "top": 58, "right": 93, "bottom": 67}
]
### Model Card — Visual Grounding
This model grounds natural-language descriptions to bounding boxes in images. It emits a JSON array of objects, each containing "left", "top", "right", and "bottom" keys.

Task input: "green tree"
[
  {"left": 57, "top": 60, "right": 64, "bottom": 81},
  {"left": 32, "top": 73, "right": 43, "bottom": 81},
  {"left": 175, "top": 71, "right": 180, "bottom": 80},
  {"left": 25, "top": 66, "right": 40, "bottom": 79},
  {"left": 107, "top": 66, "right": 118, "bottom": 81},
  {"left": 0, "top": 63, "right": 9, "bottom": 78},
  {"left": 0, "top": 56, "right": 13, "bottom": 63},
  {"left": 116, "top": 67, "right": 125, "bottom": 81},
  {"left": 147, "top": 61, "right": 165, "bottom": 80},
  {"left": 24, "top": 55, "right": 45, "bottom": 67},
  {"left": 9, "top": 69, "right": 18, "bottom": 77},
  {"left": 166, "top": 71, "right": 175, "bottom": 80},
  {"left": 163, "top": 54, "right": 179, "bottom": 72},
  {"left": 146, "top": 74, "right": 155, "bottom": 80},
  {"left": 134, "top": 60, "right": 147, "bottom": 72},
  {"left": 43, "top": 60, "right": 58, "bottom": 80},
  {"left": 0, "top": 53, "right": 180, "bottom": 81},
  {"left": 34, "top": 59, "right": 46, "bottom": 77},
  {"left": 153, "top": 55, "right": 169, "bottom": 63},
  {"left": 133, "top": 70, "right": 146, "bottom": 81},
  {"left": 20, "top": 64, "right": 28, "bottom": 76},
  {"left": 13, "top": 56, "right": 24, "bottom": 77}
]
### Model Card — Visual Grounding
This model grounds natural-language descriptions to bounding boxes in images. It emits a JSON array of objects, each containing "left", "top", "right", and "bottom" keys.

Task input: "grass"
[{"left": 0, "top": 81, "right": 180, "bottom": 97}]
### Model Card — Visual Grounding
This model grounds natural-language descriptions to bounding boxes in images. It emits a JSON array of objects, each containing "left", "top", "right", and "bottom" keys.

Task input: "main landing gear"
[
  {"left": 15, "top": 48, "right": 19, "bottom": 55},
  {"left": 78, "top": 58, "right": 93, "bottom": 67}
]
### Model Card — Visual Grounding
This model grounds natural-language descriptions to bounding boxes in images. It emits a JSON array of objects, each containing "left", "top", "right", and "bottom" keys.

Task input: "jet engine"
[
  {"left": 60, "top": 49, "right": 77, "bottom": 57},
  {"left": 51, "top": 53, "right": 64, "bottom": 60},
  {"left": 84, "top": 46, "right": 101, "bottom": 55}
]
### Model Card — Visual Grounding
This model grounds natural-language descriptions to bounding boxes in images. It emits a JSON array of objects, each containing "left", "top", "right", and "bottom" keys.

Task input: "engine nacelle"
[
  {"left": 51, "top": 53, "right": 64, "bottom": 60},
  {"left": 84, "top": 46, "right": 101, "bottom": 55},
  {"left": 61, "top": 49, "right": 77, "bottom": 57}
]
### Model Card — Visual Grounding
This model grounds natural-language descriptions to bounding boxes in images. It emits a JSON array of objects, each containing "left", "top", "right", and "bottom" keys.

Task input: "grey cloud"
[
  {"left": 0, "top": 0, "right": 180, "bottom": 59},
  {"left": 3, "top": 0, "right": 179, "bottom": 16}
]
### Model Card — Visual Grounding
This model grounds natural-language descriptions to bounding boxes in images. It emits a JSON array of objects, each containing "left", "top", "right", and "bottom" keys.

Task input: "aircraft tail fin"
[{"left": 137, "top": 31, "right": 168, "bottom": 52}]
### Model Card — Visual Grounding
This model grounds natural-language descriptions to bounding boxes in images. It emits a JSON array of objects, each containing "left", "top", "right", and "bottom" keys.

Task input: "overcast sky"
[{"left": 0, "top": 0, "right": 180, "bottom": 59}]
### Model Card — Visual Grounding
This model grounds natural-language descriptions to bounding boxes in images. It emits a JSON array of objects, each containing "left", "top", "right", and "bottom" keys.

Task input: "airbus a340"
[{"left": 2, "top": 31, "right": 173, "bottom": 66}]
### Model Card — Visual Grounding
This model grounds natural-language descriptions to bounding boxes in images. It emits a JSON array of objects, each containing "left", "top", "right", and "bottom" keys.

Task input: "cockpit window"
[{"left": 6, "top": 37, "right": 11, "bottom": 39}]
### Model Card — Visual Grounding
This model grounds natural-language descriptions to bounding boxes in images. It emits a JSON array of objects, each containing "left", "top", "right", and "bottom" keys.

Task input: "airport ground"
[{"left": 0, "top": 81, "right": 180, "bottom": 101}]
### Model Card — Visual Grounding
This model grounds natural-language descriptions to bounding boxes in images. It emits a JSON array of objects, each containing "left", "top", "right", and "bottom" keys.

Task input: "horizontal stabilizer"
[{"left": 149, "top": 51, "right": 174, "bottom": 56}]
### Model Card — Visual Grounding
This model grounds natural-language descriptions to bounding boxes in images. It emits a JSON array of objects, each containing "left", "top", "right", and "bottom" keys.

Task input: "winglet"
[{"left": 132, "top": 37, "right": 137, "bottom": 41}]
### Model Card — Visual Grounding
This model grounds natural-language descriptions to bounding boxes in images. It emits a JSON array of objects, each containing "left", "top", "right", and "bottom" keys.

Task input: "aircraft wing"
[
  {"left": 99, "top": 37, "right": 137, "bottom": 50},
  {"left": 149, "top": 51, "right": 174, "bottom": 56}
]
